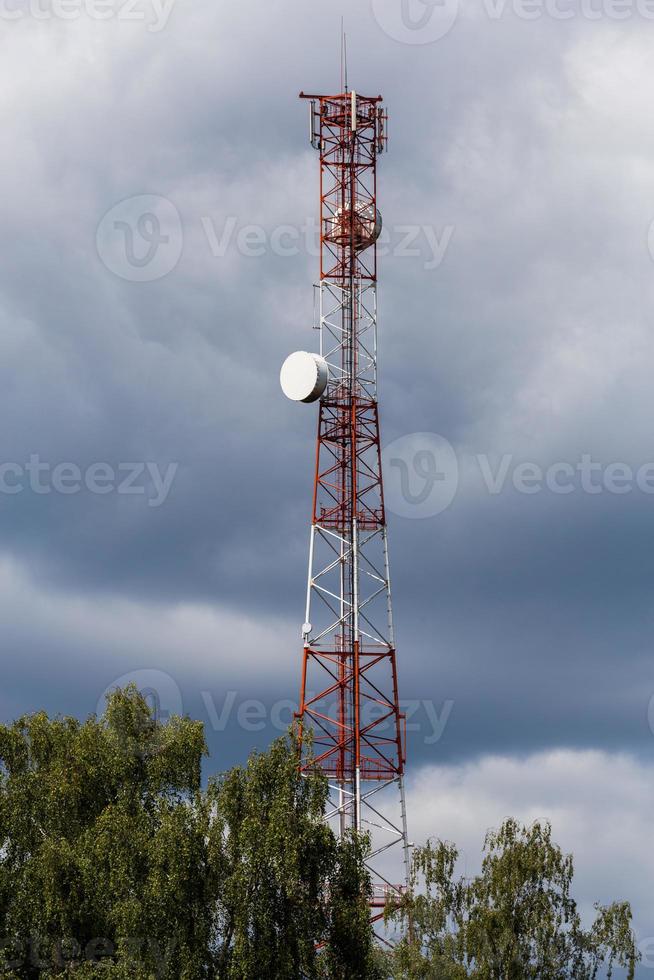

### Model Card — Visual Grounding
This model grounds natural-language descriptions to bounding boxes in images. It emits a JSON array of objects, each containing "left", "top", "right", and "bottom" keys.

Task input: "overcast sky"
[{"left": 1, "top": 0, "right": 654, "bottom": 971}]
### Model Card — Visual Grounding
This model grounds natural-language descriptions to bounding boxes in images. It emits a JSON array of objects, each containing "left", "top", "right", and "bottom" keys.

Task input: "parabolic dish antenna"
[{"left": 280, "top": 351, "right": 329, "bottom": 404}]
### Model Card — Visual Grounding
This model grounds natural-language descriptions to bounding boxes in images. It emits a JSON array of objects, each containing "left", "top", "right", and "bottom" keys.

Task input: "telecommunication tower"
[{"left": 280, "top": 77, "right": 410, "bottom": 927}]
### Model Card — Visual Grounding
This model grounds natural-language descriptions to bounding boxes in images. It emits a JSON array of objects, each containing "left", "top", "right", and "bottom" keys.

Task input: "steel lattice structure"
[{"left": 292, "top": 87, "right": 411, "bottom": 926}]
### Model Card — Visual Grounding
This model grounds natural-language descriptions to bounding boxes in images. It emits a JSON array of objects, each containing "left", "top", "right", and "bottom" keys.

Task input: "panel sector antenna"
[{"left": 280, "top": 82, "right": 410, "bottom": 935}]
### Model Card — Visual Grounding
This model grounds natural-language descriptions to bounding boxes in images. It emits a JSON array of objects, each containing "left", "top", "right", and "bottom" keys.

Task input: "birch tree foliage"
[
  {"left": 385, "top": 818, "right": 638, "bottom": 980},
  {"left": 0, "top": 686, "right": 376, "bottom": 979}
]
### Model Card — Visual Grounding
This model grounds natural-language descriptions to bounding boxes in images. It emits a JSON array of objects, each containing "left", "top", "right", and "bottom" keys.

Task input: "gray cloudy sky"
[{"left": 2, "top": 0, "right": 654, "bottom": 970}]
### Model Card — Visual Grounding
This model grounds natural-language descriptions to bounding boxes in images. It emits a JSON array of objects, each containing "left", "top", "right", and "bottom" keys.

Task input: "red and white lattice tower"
[{"left": 280, "top": 84, "right": 410, "bottom": 927}]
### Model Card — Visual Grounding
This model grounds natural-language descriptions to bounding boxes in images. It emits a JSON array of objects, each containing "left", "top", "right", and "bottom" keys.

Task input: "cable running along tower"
[{"left": 280, "top": 76, "right": 410, "bottom": 926}]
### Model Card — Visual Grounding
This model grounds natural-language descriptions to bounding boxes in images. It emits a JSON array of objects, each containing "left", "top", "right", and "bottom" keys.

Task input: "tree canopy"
[
  {"left": 385, "top": 818, "right": 638, "bottom": 980},
  {"left": 0, "top": 689, "right": 638, "bottom": 979},
  {"left": 0, "top": 686, "right": 376, "bottom": 979}
]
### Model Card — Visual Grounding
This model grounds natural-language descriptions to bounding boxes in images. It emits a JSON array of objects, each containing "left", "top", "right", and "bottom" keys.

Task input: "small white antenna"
[{"left": 340, "top": 18, "right": 344, "bottom": 92}]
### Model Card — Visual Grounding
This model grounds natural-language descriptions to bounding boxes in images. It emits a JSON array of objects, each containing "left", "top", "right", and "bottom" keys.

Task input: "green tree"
[
  {"left": 385, "top": 818, "right": 638, "bottom": 980},
  {"left": 206, "top": 733, "right": 376, "bottom": 979},
  {"left": 320, "top": 830, "right": 379, "bottom": 980},
  {"left": 0, "top": 687, "right": 376, "bottom": 979}
]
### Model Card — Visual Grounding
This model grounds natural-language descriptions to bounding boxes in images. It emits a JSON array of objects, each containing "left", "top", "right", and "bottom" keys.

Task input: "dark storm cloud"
[{"left": 1, "top": 3, "right": 654, "bottom": 794}]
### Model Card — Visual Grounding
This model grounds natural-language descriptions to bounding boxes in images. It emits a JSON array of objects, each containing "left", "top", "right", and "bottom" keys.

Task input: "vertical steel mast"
[{"left": 286, "top": 85, "right": 410, "bottom": 926}]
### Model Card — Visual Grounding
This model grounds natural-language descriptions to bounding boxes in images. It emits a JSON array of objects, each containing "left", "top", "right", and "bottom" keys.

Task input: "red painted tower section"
[{"left": 282, "top": 86, "right": 410, "bottom": 928}]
